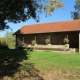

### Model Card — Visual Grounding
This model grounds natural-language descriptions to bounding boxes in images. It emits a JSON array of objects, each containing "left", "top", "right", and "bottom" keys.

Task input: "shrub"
[
  {"left": 45, "top": 38, "right": 50, "bottom": 44},
  {"left": 63, "top": 37, "right": 69, "bottom": 44},
  {"left": 31, "top": 40, "right": 36, "bottom": 46},
  {"left": 0, "top": 41, "right": 9, "bottom": 49}
]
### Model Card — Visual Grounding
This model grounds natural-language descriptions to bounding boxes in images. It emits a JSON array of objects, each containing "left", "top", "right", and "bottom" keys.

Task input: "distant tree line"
[{"left": 0, "top": 31, "right": 15, "bottom": 49}]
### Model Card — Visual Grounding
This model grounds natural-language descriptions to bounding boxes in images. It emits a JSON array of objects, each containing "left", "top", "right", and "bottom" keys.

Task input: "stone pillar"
[
  {"left": 48, "top": 33, "right": 51, "bottom": 45},
  {"left": 79, "top": 32, "right": 80, "bottom": 52},
  {"left": 23, "top": 36, "right": 24, "bottom": 43},
  {"left": 65, "top": 44, "right": 69, "bottom": 49},
  {"left": 35, "top": 35, "right": 37, "bottom": 45},
  {"left": 35, "top": 35, "right": 36, "bottom": 41},
  {"left": 49, "top": 34, "right": 50, "bottom": 43}
]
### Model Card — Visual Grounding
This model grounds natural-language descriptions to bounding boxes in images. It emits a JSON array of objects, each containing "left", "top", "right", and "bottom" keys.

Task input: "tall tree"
[
  {"left": 5, "top": 31, "right": 16, "bottom": 49},
  {"left": 0, "top": 0, "right": 64, "bottom": 30},
  {"left": 71, "top": 0, "right": 80, "bottom": 19}
]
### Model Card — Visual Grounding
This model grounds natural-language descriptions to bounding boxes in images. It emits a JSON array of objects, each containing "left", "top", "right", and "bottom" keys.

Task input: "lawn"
[
  {"left": 0, "top": 49, "right": 80, "bottom": 80},
  {"left": 28, "top": 50, "right": 80, "bottom": 80}
]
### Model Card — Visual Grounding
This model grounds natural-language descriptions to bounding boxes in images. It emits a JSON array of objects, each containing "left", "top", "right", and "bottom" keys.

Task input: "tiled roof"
[{"left": 14, "top": 19, "right": 80, "bottom": 35}]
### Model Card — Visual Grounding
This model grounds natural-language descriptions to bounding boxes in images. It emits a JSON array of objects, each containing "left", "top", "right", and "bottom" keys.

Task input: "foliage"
[
  {"left": 5, "top": 31, "right": 16, "bottom": 49},
  {"left": 19, "top": 40, "right": 25, "bottom": 46},
  {"left": 31, "top": 40, "right": 36, "bottom": 46},
  {"left": 0, "top": 31, "right": 16, "bottom": 49},
  {"left": 18, "top": 40, "right": 26, "bottom": 49},
  {"left": 45, "top": 38, "right": 50, "bottom": 44},
  {"left": 0, "top": 37, "right": 6, "bottom": 43},
  {"left": 71, "top": 0, "right": 80, "bottom": 19},
  {"left": 0, "top": 41, "right": 9, "bottom": 49},
  {"left": 0, "top": 0, "right": 64, "bottom": 30},
  {"left": 63, "top": 37, "right": 69, "bottom": 44}
]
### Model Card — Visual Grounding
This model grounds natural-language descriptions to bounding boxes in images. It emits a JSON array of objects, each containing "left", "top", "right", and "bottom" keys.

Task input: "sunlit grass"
[
  {"left": 27, "top": 51, "right": 80, "bottom": 79},
  {"left": 28, "top": 51, "right": 80, "bottom": 71}
]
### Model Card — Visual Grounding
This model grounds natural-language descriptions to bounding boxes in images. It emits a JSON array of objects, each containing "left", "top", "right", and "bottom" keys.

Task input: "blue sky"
[{"left": 0, "top": 0, "right": 75, "bottom": 37}]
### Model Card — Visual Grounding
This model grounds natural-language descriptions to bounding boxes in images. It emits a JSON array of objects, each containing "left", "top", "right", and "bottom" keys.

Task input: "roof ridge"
[{"left": 22, "top": 19, "right": 80, "bottom": 27}]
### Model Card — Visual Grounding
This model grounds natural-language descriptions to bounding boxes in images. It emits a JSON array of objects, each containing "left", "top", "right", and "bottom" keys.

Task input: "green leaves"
[
  {"left": 44, "top": 0, "right": 64, "bottom": 16},
  {"left": 31, "top": 40, "right": 36, "bottom": 46},
  {"left": 5, "top": 31, "right": 16, "bottom": 49},
  {"left": 63, "top": 37, "right": 69, "bottom": 44},
  {"left": 71, "top": 0, "right": 80, "bottom": 19},
  {"left": 45, "top": 38, "right": 50, "bottom": 44},
  {"left": 0, "top": 0, "right": 64, "bottom": 30}
]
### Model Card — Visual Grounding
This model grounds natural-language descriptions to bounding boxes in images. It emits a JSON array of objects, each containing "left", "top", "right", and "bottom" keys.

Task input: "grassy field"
[
  {"left": 0, "top": 49, "right": 80, "bottom": 80},
  {"left": 28, "top": 50, "right": 80, "bottom": 80}
]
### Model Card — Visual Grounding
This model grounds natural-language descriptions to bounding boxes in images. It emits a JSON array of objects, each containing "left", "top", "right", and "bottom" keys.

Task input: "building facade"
[{"left": 14, "top": 19, "right": 80, "bottom": 52}]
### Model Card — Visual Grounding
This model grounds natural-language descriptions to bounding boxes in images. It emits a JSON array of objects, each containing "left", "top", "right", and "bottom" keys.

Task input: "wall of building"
[
  {"left": 50, "top": 33, "right": 65, "bottom": 45},
  {"left": 68, "top": 32, "right": 79, "bottom": 48},
  {"left": 50, "top": 32, "right": 79, "bottom": 48},
  {"left": 36, "top": 33, "right": 47, "bottom": 44},
  {"left": 16, "top": 31, "right": 79, "bottom": 48}
]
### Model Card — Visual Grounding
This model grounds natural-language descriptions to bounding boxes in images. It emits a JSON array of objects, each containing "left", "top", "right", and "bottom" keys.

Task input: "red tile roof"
[{"left": 14, "top": 19, "right": 80, "bottom": 35}]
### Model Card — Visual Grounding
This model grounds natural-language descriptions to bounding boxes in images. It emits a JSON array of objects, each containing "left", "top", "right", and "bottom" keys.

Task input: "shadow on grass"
[{"left": 0, "top": 49, "right": 43, "bottom": 80}]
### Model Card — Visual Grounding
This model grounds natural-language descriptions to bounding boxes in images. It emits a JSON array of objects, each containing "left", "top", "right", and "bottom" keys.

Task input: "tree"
[
  {"left": 5, "top": 31, "right": 16, "bottom": 49},
  {"left": 0, "top": 37, "right": 9, "bottom": 49},
  {"left": 0, "top": 0, "right": 64, "bottom": 30},
  {"left": 0, "top": 31, "right": 15, "bottom": 49},
  {"left": 71, "top": 0, "right": 80, "bottom": 19}
]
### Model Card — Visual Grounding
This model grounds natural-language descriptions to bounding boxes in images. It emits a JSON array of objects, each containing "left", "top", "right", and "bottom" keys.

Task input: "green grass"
[
  {"left": 28, "top": 51, "right": 80, "bottom": 71},
  {"left": 27, "top": 50, "right": 80, "bottom": 80},
  {"left": 0, "top": 49, "right": 80, "bottom": 80}
]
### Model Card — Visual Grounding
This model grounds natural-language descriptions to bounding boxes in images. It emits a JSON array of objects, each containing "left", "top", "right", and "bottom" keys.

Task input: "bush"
[
  {"left": 0, "top": 41, "right": 9, "bottom": 49},
  {"left": 45, "top": 38, "right": 50, "bottom": 44},
  {"left": 31, "top": 40, "right": 36, "bottom": 46},
  {"left": 63, "top": 37, "right": 69, "bottom": 44}
]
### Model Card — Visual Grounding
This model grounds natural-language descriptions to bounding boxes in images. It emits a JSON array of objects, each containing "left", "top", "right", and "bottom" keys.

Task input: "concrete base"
[
  {"left": 27, "top": 44, "right": 79, "bottom": 53},
  {"left": 47, "top": 44, "right": 51, "bottom": 45},
  {"left": 64, "top": 44, "right": 69, "bottom": 49},
  {"left": 35, "top": 44, "right": 37, "bottom": 45},
  {"left": 69, "top": 48, "right": 79, "bottom": 53},
  {"left": 32, "top": 44, "right": 65, "bottom": 48}
]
